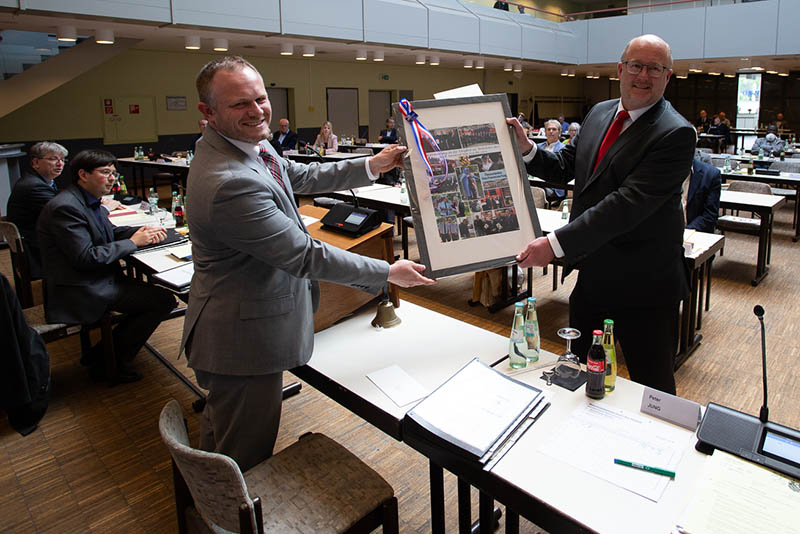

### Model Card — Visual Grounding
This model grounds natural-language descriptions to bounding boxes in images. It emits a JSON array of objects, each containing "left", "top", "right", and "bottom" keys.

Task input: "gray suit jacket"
[
  {"left": 6, "top": 171, "right": 58, "bottom": 278},
  {"left": 527, "top": 97, "right": 696, "bottom": 306},
  {"left": 180, "top": 127, "right": 389, "bottom": 376},
  {"left": 36, "top": 185, "right": 137, "bottom": 324}
]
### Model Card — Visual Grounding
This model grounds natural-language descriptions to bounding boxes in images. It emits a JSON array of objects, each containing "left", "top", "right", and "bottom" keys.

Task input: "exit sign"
[{"left": 380, "top": 74, "right": 389, "bottom": 81}]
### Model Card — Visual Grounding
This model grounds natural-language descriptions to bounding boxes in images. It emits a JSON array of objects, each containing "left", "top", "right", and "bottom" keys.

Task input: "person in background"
[
  {"left": 313, "top": 121, "right": 338, "bottom": 152},
  {"left": 707, "top": 115, "right": 731, "bottom": 150},
  {"left": 558, "top": 113, "right": 570, "bottom": 134},
  {"left": 695, "top": 109, "right": 710, "bottom": 133},
  {"left": 270, "top": 118, "right": 298, "bottom": 155},
  {"left": 562, "top": 122, "right": 581, "bottom": 145},
  {"left": 539, "top": 119, "right": 566, "bottom": 203},
  {"left": 751, "top": 125, "right": 783, "bottom": 155},
  {"left": 493, "top": 1, "right": 509, "bottom": 10},
  {"left": 718, "top": 111, "right": 731, "bottom": 128},
  {"left": 6, "top": 142, "right": 68, "bottom": 279},
  {"left": 378, "top": 117, "right": 398, "bottom": 144},
  {"left": 773, "top": 113, "right": 789, "bottom": 131},
  {"left": 685, "top": 157, "right": 721, "bottom": 234},
  {"left": 36, "top": 149, "right": 177, "bottom": 383},
  {"left": 509, "top": 34, "right": 695, "bottom": 395}
]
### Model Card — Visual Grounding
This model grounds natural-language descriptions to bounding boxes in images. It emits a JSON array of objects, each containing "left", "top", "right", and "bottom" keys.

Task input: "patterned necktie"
[
  {"left": 258, "top": 145, "right": 287, "bottom": 193},
  {"left": 593, "top": 109, "right": 630, "bottom": 172}
]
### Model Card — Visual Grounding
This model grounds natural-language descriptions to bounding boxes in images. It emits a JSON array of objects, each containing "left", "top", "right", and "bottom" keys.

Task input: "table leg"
[
  {"left": 793, "top": 187, "right": 799, "bottom": 235},
  {"left": 430, "top": 462, "right": 445, "bottom": 534},
  {"left": 696, "top": 262, "right": 705, "bottom": 330},
  {"left": 458, "top": 478, "right": 471, "bottom": 534},
  {"left": 752, "top": 210, "right": 770, "bottom": 286},
  {"left": 505, "top": 509, "right": 519, "bottom": 534},
  {"left": 705, "top": 256, "right": 713, "bottom": 312}
]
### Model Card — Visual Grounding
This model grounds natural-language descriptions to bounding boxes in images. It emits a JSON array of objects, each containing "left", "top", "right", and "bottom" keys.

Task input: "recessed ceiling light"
[
  {"left": 708, "top": 72, "right": 721, "bottom": 76},
  {"left": 213, "top": 38, "right": 228, "bottom": 52},
  {"left": 513, "top": 63, "right": 522, "bottom": 73},
  {"left": 766, "top": 70, "right": 778, "bottom": 74},
  {"left": 561, "top": 69, "right": 568, "bottom": 77},
  {"left": 475, "top": 59, "right": 484, "bottom": 70},
  {"left": 609, "top": 76, "right": 619, "bottom": 81},
  {"left": 464, "top": 59, "right": 473, "bottom": 69},
  {"left": 430, "top": 56, "right": 440, "bottom": 66},
  {"left": 184, "top": 36, "right": 201, "bottom": 50},
  {"left": 57, "top": 26, "right": 77, "bottom": 42},
  {"left": 778, "top": 72, "right": 789, "bottom": 77},
  {"left": 415, "top": 54, "right": 426, "bottom": 65},
  {"left": 302, "top": 45, "right": 315, "bottom": 57},
  {"left": 724, "top": 73, "right": 736, "bottom": 78},
  {"left": 373, "top": 50, "right": 384, "bottom": 62},
  {"left": 95, "top": 29, "right": 114, "bottom": 45},
  {"left": 356, "top": 48, "right": 367, "bottom": 61},
  {"left": 280, "top": 43, "right": 293, "bottom": 56},
  {"left": 567, "top": 70, "right": 575, "bottom": 77},
  {"left": 504, "top": 62, "right": 512, "bottom": 72}
]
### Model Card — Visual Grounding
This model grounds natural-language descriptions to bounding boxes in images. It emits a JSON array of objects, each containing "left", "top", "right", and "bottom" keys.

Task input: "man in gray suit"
[
  {"left": 509, "top": 35, "right": 695, "bottom": 394},
  {"left": 180, "top": 56, "right": 433, "bottom": 471}
]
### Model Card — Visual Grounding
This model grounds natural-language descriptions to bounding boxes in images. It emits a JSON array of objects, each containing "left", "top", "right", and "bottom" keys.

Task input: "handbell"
[{"left": 371, "top": 299, "right": 401, "bottom": 329}]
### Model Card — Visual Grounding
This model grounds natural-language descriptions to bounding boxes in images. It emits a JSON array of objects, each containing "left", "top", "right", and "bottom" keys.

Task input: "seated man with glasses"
[
  {"left": 6, "top": 142, "right": 68, "bottom": 279},
  {"left": 36, "top": 149, "right": 177, "bottom": 383}
]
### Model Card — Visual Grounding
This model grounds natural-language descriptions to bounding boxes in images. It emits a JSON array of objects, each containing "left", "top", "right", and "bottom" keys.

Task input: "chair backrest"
[
  {"left": 159, "top": 400, "right": 256, "bottom": 533},
  {"left": 0, "top": 220, "right": 34, "bottom": 308},
  {"left": 530, "top": 187, "right": 546, "bottom": 209},
  {"left": 769, "top": 160, "right": 800, "bottom": 173},
  {"left": 727, "top": 180, "right": 772, "bottom": 195}
]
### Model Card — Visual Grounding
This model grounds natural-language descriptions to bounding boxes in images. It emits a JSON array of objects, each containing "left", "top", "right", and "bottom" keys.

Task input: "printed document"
[{"left": 538, "top": 402, "right": 692, "bottom": 502}]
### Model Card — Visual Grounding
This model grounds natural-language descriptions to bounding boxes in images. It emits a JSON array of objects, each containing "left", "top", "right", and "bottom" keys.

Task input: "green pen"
[{"left": 613, "top": 458, "right": 675, "bottom": 479}]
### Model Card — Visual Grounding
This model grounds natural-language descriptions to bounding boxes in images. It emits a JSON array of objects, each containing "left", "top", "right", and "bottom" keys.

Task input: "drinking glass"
[{"left": 555, "top": 327, "right": 582, "bottom": 380}]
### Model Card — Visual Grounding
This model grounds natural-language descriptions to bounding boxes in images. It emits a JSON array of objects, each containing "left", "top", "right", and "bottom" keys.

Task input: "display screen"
[
  {"left": 761, "top": 430, "right": 800, "bottom": 466},
  {"left": 344, "top": 211, "right": 368, "bottom": 225}
]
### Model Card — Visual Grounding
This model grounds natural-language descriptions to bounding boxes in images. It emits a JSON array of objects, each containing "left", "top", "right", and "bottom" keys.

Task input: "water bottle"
[
  {"left": 171, "top": 191, "right": 179, "bottom": 214},
  {"left": 148, "top": 187, "right": 159, "bottom": 215},
  {"left": 561, "top": 199, "right": 569, "bottom": 220},
  {"left": 399, "top": 178, "right": 409, "bottom": 205},
  {"left": 523, "top": 297, "right": 540, "bottom": 363},
  {"left": 187, "top": 150, "right": 194, "bottom": 165},
  {"left": 118, "top": 175, "right": 128, "bottom": 194},
  {"left": 508, "top": 302, "right": 527, "bottom": 369},
  {"left": 724, "top": 155, "right": 731, "bottom": 172}
]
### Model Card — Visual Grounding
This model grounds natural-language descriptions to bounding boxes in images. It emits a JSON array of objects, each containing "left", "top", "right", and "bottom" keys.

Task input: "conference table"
[
  {"left": 719, "top": 189, "right": 785, "bottom": 286},
  {"left": 295, "top": 300, "right": 712, "bottom": 534},
  {"left": 337, "top": 142, "right": 390, "bottom": 154},
  {"left": 720, "top": 168, "right": 800, "bottom": 240},
  {"left": 117, "top": 156, "right": 190, "bottom": 196},
  {"left": 284, "top": 150, "right": 369, "bottom": 164}
]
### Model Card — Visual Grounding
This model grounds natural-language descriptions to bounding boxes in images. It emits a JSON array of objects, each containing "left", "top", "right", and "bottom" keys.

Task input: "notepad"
[
  {"left": 153, "top": 262, "right": 194, "bottom": 290},
  {"left": 169, "top": 243, "right": 192, "bottom": 261}
]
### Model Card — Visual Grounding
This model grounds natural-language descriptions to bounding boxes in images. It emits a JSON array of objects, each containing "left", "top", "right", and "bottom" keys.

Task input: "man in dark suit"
[
  {"left": 36, "top": 149, "right": 177, "bottom": 382},
  {"left": 686, "top": 158, "right": 721, "bottom": 233},
  {"left": 378, "top": 117, "right": 398, "bottom": 145},
  {"left": 6, "top": 142, "right": 68, "bottom": 279},
  {"left": 181, "top": 56, "right": 433, "bottom": 471},
  {"left": 269, "top": 118, "right": 298, "bottom": 155},
  {"left": 510, "top": 34, "right": 695, "bottom": 394}
]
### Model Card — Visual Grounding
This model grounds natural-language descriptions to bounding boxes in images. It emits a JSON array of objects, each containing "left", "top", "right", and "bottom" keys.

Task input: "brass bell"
[{"left": 371, "top": 299, "right": 401, "bottom": 329}]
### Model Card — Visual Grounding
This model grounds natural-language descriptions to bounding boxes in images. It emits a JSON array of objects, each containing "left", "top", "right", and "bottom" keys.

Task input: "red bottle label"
[{"left": 587, "top": 358, "right": 605, "bottom": 373}]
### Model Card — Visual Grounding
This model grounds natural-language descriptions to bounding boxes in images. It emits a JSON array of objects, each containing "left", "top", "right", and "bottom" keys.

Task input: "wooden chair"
[
  {"left": 159, "top": 400, "right": 399, "bottom": 534},
  {"left": 0, "top": 219, "right": 120, "bottom": 382},
  {"left": 717, "top": 180, "right": 774, "bottom": 260}
]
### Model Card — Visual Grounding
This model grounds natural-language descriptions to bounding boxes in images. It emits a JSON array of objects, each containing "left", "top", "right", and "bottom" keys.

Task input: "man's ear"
[{"left": 198, "top": 102, "right": 213, "bottom": 122}]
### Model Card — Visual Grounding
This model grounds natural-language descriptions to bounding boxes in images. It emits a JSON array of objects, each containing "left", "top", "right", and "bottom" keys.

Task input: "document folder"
[{"left": 404, "top": 358, "right": 546, "bottom": 465}]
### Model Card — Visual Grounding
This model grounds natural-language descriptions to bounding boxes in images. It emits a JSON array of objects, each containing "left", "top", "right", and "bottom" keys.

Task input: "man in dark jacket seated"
[
  {"left": 269, "top": 118, "right": 298, "bottom": 155},
  {"left": 686, "top": 157, "right": 721, "bottom": 234},
  {"left": 36, "top": 149, "right": 177, "bottom": 382}
]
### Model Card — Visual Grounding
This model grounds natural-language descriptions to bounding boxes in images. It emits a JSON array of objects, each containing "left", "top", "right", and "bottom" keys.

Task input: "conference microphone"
[
  {"left": 695, "top": 304, "right": 800, "bottom": 480},
  {"left": 754, "top": 305, "right": 768, "bottom": 423}
]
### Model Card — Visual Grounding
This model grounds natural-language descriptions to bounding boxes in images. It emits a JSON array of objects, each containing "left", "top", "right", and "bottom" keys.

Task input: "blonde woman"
[{"left": 313, "top": 121, "right": 338, "bottom": 152}]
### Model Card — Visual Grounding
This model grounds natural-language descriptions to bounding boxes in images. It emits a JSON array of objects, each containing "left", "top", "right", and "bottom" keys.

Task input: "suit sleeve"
[
  {"left": 282, "top": 155, "right": 374, "bottom": 194},
  {"left": 555, "top": 125, "right": 697, "bottom": 263},
  {"left": 44, "top": 204, "right": 137, "bottom": 271},
  {"left": 211, "top": 173, "right": 389, "bottom": 293},
  {"left": 687, "top": 166, "right": 721, "bottom": 232},
  {"left": 526, "top": 137, "right": 578, "bottom": 185}
]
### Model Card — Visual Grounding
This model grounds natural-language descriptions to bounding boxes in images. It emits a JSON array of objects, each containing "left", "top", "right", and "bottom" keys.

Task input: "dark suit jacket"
[
  {"left": 6, "top": 171, "right": 58, "bottom": 278},
  {"left": 36, "top": 185, "right": 137, "bottom": 324},
  {"left": 270, "top": 129, "right": 298, "bottom": 155},
  {"left": 686, "top": 159, "right": 721, "bottom": 233},
  {"left": 526, "top": 97, "right": 696, "bottom": 306},
  {"left": 378, "top": 128, "right": 398, "bottom": 144}
]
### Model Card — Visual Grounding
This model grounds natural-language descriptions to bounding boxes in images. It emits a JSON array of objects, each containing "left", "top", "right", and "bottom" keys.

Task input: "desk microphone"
[
  {"left": 754, "top": 305, "right": 768, "bottom": 423},
  {"left": 695, "top": 304, "right": 800, "bottom": 480}
]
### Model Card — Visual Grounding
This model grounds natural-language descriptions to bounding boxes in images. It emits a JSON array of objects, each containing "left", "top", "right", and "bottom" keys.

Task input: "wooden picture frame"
[{"left": 393, "top": 94, "right": 542, "bottom": 279}]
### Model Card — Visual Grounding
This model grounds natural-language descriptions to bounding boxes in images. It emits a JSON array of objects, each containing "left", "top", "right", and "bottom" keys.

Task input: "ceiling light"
[
  {"left": 356, "top": 48, "right": 367, "bottom": 61},
  {"left": 585, "top": 72, "right": 593, "bottom": 79},
  {"left": 464, "top": 59, "right": 473, "bottom": 69},
  {"left": 751, "top": 66, "right": 764, "bottom": 71},
  {"left": 609, "top": 76, "right": 619, "bottom": 81},
  {"left": 778, "top": 72, "right": 789, "bottom": 77},
  {"left": 504, "top": 62, "right": 512, "bottom": 72},
  {"left": 213, "top": 38, "right": 228, "bottom": 52},
  {"left": 184, "top": 36, "right": 201, "bottom": 50},
  {"left": 95, "top": 29, "right": 114, "bottom": 45},
  {"left": 568, "top": 70, "right": 575, "bottom": 77},
  {"left": 416, "top": 54, "right": 426, "bottom": 65},
  {"left": 373, "top": 50, "right": 384, "bottom": 62},
  {"left": 766, "top": 69, "right": 778, "bottom": 74},
  {"left": 513, "top": 63, "right": 522, "bottom": 73},
  {"left": 724, "top": 73, "right": 736, "bottom": 78},
  {"left": 57, "top": 26, "right": 77, "bottom": 42},
  {"left": 708, "top": 71, "right": 720, "bottom": 76},
  {"left": 280, "top": 43, "right": 293, "bottom": 56},
  {"left": 688, "top": 67, "right": 702, "bottom": 73},
  {"left": 475, "top": 59, "right": 484, "bottom": 70},
  {"left": 561, "top": 69, "right": 568, "bottom": 77},
  {"left": 676, "top": 73, "right": 688, "bottom": 79},
  {"left": 430, "top": 56, "right": 440, "bottom": 66},
  {"left": 302, "top": 45, "right": 315, "bottom": 57}
]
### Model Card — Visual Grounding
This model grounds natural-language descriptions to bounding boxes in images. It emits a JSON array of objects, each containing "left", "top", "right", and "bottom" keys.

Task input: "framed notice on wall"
[
  {"left": 166, "top": 96, "right": 187, "bottom": 111},
  {"left": 393, "top": 94, "right": 541, "bottom": 279}
]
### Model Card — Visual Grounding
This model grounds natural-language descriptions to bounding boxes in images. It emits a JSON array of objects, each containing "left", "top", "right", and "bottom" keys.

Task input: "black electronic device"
[
  {"left": 696, "top": 305, "right": 800, "bottom": 480},
  {"left": 755, "top": 168, "right": 781, "bottom": 176},
  {"left": 320, "top": 201, "right": 382, "bottom": 237}
]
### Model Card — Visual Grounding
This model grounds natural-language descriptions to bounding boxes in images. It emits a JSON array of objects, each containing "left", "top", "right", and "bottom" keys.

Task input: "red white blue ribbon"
[{"left": 399, "top": 98, "right": 447, "bottom": 181}]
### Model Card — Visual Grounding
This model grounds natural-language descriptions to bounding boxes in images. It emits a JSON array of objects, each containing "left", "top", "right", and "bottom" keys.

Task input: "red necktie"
[
  {"left": 258, "top": 146, "right": 287, "bottom": 193},
  {"left": 593, "top": 110, "right": 630, "bottom": 172}
]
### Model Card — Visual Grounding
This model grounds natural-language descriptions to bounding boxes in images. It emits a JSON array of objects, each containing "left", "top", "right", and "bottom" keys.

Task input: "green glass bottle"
[
  {"left": 602, "top": 319, "right": 617, "bottom": 393},
  {"left": 508, "top": 303, "right": 527, "bottom": 369}
]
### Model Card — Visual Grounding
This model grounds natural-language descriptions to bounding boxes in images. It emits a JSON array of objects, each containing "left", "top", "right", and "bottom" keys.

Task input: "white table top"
[
  {"left": 285, "top": 150, "right": 367, "bottom": 160},
  {"left": 343, "top": 183, "right": 409, "bottom": 208},
  {"left": 720, "top": 189, "right": 786, "bottom": 209},
  {"left": 308, "top": 299, "right": 709, "bottom": 534},
  {"left": 118, "top": 156, "right": 190, "bottom": 168}
]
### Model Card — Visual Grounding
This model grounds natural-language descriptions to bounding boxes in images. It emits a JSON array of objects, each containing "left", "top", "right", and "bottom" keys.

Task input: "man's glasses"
[
  {"left": 39, "top": 156, "right": 67, "bottom": 163},
  {"left": 621, "top": 61, "right": 669, "bottom": 78},
  {"left": 95, "top": 169, "right": 120, "bottom": 179}
]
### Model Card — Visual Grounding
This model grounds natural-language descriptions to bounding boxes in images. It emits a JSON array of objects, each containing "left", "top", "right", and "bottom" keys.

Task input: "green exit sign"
[{"left": 380, "top": 74, "right": 390, "bottom": 81}]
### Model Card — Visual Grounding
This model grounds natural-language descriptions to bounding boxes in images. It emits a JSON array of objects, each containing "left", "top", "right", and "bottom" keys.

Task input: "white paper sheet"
[
  {"left": 301, "top": 215, "right": 319, "bottom": 226},
  {"left": 152, "top": 262, "right": 194, "bottom": 288},
  {"left": 676, "top": 450, "right": 800, "bottom": 534},
  {"left": 433, "top": 84, "right": 484, "bottom": 100},
  {"left": 366, "top": 364, "right": 429, "bottom": 408},
  {"left": 538, "top": 402, "right": 692, "bottom": 502}
]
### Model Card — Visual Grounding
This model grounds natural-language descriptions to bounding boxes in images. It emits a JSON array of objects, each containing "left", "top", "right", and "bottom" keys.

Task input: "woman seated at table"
[{"left": 313, "top": 121, "right": 338, "bottom": 152}]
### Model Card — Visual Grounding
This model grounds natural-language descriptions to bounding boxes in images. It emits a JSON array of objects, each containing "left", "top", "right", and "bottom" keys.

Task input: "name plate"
[{"left": 640, "top": 387, "right": 701, "bottom": 430}]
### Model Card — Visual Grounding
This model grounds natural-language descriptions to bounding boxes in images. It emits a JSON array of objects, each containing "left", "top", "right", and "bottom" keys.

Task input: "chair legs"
[{"left": 345, "top": 496, "right": 399, "bottom": 534}]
